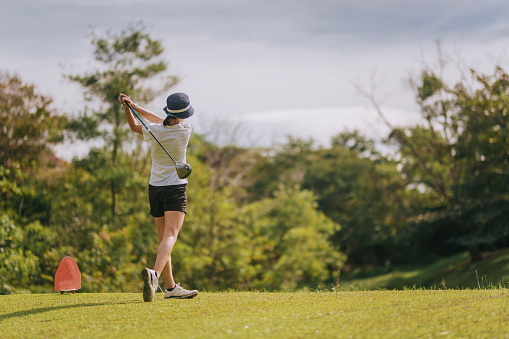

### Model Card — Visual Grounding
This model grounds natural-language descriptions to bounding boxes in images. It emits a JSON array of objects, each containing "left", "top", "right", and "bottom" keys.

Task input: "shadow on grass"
[{"left": 0, "top": 300, "right": 142, "bottom": 322}]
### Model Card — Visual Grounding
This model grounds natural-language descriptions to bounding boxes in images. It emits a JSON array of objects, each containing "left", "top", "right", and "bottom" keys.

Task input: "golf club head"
[{"left": 176, "top": 163, "right": 192, "bottom": 179}]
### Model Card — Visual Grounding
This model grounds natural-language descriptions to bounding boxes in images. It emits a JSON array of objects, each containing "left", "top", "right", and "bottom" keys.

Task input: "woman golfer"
[{"left": 120, "top": 92, "right": 198, "bottom": 302}]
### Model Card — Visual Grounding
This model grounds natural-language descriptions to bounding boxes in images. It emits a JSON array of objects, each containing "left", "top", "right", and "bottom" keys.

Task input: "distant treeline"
[{"left": 1, "top": 24, "right": 507, "bottom": 293}]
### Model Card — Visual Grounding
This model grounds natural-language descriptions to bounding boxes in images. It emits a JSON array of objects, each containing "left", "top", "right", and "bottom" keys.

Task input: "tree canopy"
[{"left": 1, "top": 27, "right": 508, "bottom": 294}]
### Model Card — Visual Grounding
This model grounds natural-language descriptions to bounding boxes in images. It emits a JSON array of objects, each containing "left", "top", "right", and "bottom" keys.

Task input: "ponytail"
[{"left": 163, "top": 113, "right": 178, "bottom": 126}]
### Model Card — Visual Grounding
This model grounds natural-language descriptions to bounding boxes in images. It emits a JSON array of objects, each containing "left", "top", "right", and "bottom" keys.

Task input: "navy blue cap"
[{"left": 163, "top": 92, "right": 194, "bottom": 119}]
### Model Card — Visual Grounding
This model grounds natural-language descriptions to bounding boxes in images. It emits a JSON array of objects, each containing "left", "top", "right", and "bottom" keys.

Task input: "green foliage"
[
  {"left": 393, "top": 66, "right": 509, "bottom": 260},
  {"left": 246, "top": 132, "right": 423, "bottom": 267},
  {"left": 304, "top": 141, "right": 422, "bottom": 266},
  {"left": 174, "top": 157, "right": 247, "bottom": 290},
  {"left": 0, "top": 65, "right": 349, "bottom": 293},
  {"left": 0, "top": 215, "right": 39, "bottom": 294},
  {"left": 47, "top": 147, "right": 154, "bottom": 292},
  {"left": 0, "top": 164, "right": 23, "bottom": 213},
  {"left": 240, "top": 186, "right": 345, "bottom": 290},
  {"left": 0, "top": 72, "right": 68, "bottom": 293},
  {"left": 65, "top": 22, "right": 178, "bottom": 218},
  {"left": 450, "top": 68, "right": 509, "bottom": 246},
  {"left": 417, "top": 71, "right": 444, "bottom": 100},
  {"left": 0, "top": 72, "right": 66, "bottom": 220},
  {"left": 68, "top": 22, "right": 175, "bottom": 103},
  {"left": 2, "top": 30, "right": 509, "bottom": 295},
  {"left": 0, "top": 72, "right": 66, "bottom": 167}
]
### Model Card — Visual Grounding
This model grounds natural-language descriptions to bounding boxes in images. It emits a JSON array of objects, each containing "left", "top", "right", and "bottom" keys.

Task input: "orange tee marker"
[{"left": 54, "top": 256, "right": 81, "bottom": 294}]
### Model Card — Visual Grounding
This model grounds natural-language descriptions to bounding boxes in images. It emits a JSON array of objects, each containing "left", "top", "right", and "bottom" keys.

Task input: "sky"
[{"left": 3, "top": 0, "right": 509, "bottom": 158}]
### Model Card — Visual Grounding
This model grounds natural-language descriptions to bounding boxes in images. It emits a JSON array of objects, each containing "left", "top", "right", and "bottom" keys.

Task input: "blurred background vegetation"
[{"left": 1, "top": 24, "right": 508, "bottom": 294}]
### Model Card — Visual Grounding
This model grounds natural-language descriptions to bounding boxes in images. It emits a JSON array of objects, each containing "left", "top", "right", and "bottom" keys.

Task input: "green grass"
[
  {"left": 340, "top": 249, "right": 509, "bottom": 291},
  {"left": 2, "top": 251, "right": 509, "bottom": 337},
  {"left": 1, "top": 290, "right": 508, "bottom": 338}
]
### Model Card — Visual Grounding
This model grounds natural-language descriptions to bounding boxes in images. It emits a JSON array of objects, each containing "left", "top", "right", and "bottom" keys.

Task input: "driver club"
[{"left": 119, "top": 95, "right": 192, "bottom": 179}]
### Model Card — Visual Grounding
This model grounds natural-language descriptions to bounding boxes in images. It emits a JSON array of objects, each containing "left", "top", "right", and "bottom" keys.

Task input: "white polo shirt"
[{"left": 142, "top": 122, "right": 192, "bottom": 186}]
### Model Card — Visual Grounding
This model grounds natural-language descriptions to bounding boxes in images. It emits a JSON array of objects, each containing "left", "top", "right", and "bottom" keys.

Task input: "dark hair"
[{"left": 163, "top": 114, "right": 178, "bottom": 126}]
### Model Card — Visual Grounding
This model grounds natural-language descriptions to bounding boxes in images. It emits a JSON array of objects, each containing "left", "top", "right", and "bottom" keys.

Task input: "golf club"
[{"left": 119, "top": 95, "right": 192, "bottom": 179}]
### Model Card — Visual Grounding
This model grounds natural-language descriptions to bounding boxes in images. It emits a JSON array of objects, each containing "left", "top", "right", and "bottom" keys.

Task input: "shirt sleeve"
[{"left": 142, "top": 123, "right": 157, "bottom": 142}]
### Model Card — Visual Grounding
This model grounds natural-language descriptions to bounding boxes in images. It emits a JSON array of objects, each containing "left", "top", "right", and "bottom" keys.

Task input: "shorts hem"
[{"left": 148, "top": 184, "right": 188, "bottom": 217}]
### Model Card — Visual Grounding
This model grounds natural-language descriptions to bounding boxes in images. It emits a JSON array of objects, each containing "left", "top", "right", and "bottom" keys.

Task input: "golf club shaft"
[{"left": 124, "top": 102, "right": 178, "bottom": 166}]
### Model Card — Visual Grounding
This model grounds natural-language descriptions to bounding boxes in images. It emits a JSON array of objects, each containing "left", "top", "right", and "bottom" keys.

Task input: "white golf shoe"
[
  {"left": 164, "top": 283, "right": 198, "bottom": 299},
  {"left": 141, "top": 268, "right": 159, "bottom": 302}
]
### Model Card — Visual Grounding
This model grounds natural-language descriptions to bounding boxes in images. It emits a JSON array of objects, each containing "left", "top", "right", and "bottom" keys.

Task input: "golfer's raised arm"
[
  {"left": 122, "top": 104, "right": 143, "bottom": 135},
  {"left": 119, "top": 93, "right": 164, "bottom": 124},
  {"left": 130, "top": 103, "right": 164, "bottom": 124}
]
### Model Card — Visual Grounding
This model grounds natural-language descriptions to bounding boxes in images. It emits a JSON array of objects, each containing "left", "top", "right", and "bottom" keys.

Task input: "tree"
[
  {"left": 374, "top": 63, "right": 509, "bottom": 262},
  {"left": 172, "top": 154, "right": 249, "bottom": 290},
  {"left": 243, "top": 132, "right": 424, "bottom": 267},
  {"left": 245, "top": 137, "right": 316, "bottom": 202},
  {"left": 0, "top": 72, "right": 65, "bottom": 168},
  {"left": 0, "top": 72, "right": 67, "bottom": 293},
  {"left": 0, "top": 216, "right": 39, "bottom": 294},
  {"left": 0, "top": 72, "right": 66, "bottom": 222},
  {"left": 240, "top": 185, "right": 345, "bottom": 290},
  {"left": 445, "top": 67, "right": 509, "bottom": 257},
  {"left": 302, "top": 132, "right": 423, "bottom": 266},
  {"left": 66, "top": 22, "right": 178, "bottom": 218},
  {"left": 0, "top": 72, "right": 66, "bottom": 218}
]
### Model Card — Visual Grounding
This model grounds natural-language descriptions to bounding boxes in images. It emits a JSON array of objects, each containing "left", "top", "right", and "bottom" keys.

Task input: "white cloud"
[
  {"left": 229, "top": 105, "right": 423, "bottom": 147},
  {"left": 4, "top": 0, "right": 509, "bottom": 154}
]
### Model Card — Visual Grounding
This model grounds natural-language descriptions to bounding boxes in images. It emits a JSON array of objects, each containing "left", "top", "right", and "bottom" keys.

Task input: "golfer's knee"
[{"left": 163, "top": 230, "right": 178, "bottom": 240}]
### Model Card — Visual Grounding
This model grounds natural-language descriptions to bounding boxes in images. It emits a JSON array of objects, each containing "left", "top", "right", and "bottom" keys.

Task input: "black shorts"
[{"left": 148, "top": 184, "right": 187, "bottom": 217}]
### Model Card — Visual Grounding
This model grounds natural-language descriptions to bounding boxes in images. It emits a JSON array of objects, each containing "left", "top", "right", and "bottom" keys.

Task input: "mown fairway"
[{"left": 1, "top": 290, "right": 508, "bottom": 338}]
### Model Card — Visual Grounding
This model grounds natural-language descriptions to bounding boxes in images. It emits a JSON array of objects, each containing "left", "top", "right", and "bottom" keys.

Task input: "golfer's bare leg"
[
  {"left": 155, "top": 217, "right": 173, "bottom": 288},
  {"left": 153, "top": 211, "right": 185, "bottom": 288}
]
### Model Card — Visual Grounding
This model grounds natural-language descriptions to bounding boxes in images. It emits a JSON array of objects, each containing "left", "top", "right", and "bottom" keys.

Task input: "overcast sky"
[{"left": 3, "top": 0, "right": 509, "bottom": 156}]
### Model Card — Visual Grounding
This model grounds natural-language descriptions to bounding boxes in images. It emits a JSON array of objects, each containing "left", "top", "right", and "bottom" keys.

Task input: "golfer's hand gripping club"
[{"left": 118, "top": 94, "right": 192, "bottom": 179}]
